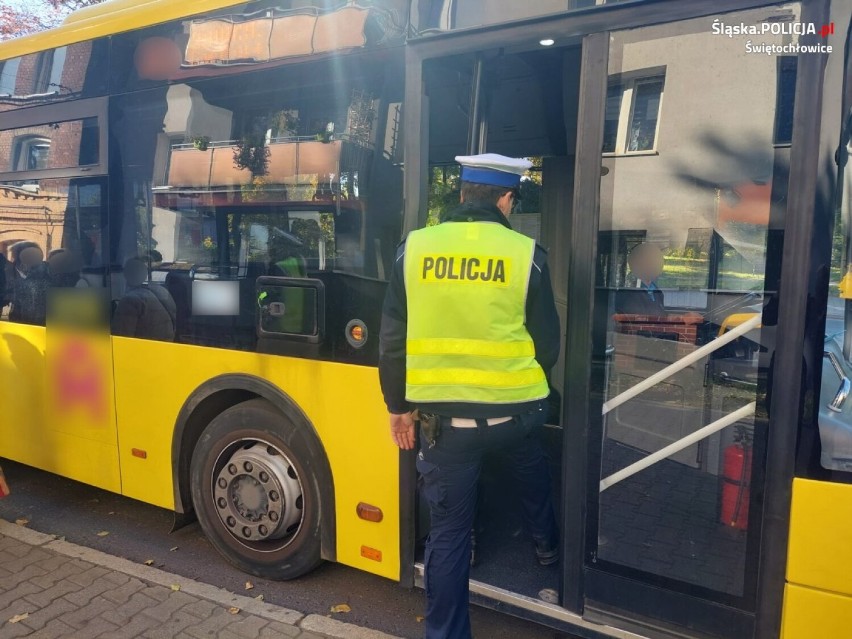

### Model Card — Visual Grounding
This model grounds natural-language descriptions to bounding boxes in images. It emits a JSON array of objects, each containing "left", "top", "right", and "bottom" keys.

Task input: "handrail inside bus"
[
  {"left": 601, "top": 312, "right": 762, "bottom": 415},
  {"left": 598, "top": 312, "right": 762, "bottom": 492},
  {"left": 600, "top": 402, "right": 756, "bottom": 492}
]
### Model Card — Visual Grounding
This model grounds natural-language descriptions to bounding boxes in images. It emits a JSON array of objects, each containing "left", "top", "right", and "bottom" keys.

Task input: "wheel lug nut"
[
  {"left": 259, "top": 525, "right": 268, "bottom": 536},
  {"left": 269, "top": 491, "right": 279, "bottom": 502},
  {"left": 218, "top": 478, "right": 227, "bottom": 489},
  {"left": 269, "top": 511, "right": 279, "bottom": 522},
  {"left": 226, "top": 516, "right": 236, "bottom": 527},
  {"left": 217, "top": 498, "right": 227, "bottom": 508},
  {"left": 244, "top": 461, "right": 253, "bottom": 472},
  {"left": 228, "top": 464, "right": 238, "bottom": 475},
  {"left": 242, "top": 527, "right": 251, "bottom": 538},
  {"left": 259, "top": 471, "right": 269, "bottom": 482}
]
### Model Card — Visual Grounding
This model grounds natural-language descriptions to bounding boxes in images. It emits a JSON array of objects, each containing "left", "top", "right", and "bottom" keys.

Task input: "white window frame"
[
  {"left": 604, "top": 72, "right": 665, "bottom": 156},
  {"left": 11, "top": 135, "right": 51, "bottom": 172}
]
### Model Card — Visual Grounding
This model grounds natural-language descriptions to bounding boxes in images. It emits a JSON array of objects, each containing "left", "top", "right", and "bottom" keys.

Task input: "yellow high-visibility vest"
[{"left": 403, "top": 221, "right": 549, "bottom": 405}]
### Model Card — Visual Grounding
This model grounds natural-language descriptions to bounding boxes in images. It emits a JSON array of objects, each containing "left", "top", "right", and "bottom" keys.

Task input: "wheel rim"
[{"left": 212, "top": 440, "right": 304, "bottom": 545}]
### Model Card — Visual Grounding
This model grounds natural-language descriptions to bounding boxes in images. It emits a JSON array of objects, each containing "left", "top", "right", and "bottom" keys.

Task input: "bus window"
[
  {"left": 110, "top": 10, "right": 403, "bottom": 355},
  {"left": 0, "top": 40, "right": 109, "bottom": 114},
  {"left": 0, "top": 117, "right": 100, "bottom": 174},
  {"left": 0, "top": 178, "right": 107, "bottom": 325}
]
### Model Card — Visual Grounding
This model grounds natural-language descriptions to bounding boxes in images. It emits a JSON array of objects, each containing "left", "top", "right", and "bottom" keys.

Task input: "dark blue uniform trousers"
[{"left": 416, "top": 409, "right": 558, "bottom": 639}]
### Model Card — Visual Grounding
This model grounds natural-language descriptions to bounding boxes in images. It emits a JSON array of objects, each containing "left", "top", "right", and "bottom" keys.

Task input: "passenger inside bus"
[
  {"left": 7, "top": 241, "right": 49, "bottom": 326},
  {"left": 614, "top": 242, "right": 667, "bottom": 315},
  {"left": 47, "top": 249, "right": 89, "bottom": 289},
  {"left": 112, "top": 257, "right": 177, "bottom": 341}
]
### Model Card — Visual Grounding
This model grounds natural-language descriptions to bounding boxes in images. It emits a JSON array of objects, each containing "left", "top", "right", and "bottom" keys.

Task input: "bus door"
[
  {"left": 571, "top": 4, "right": 817, "bottom": 639},
  {"left": 407, "top": 1, "right": 820, "bottom": 638},
  {"left": 0, "top": 98, "right": 119, "bottom": 493},
  {"left": 413, "top": 31, "right": 584, "bottom": 622}
]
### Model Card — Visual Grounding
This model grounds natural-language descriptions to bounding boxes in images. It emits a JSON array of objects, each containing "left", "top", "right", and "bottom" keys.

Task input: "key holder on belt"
[{"left": 419, "top": 411, "right": 441, "bottom": 448}]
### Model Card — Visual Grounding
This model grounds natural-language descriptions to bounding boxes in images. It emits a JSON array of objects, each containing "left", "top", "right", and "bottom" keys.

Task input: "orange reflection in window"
[{"left": 184, "top": 7, "right": 369, "bottom": 67}]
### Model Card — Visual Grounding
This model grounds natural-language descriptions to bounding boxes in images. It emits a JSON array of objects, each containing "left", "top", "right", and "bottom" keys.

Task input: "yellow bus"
[{"left": 0, "top": 1, "right": 849, "bottom": 638}]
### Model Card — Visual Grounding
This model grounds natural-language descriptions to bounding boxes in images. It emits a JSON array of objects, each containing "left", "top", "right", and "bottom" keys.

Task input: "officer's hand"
[{"left": 389, "top": 411, "right": 416, "bottom": 450}]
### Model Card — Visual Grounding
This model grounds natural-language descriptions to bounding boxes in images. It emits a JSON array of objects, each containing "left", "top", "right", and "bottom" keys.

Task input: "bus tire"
[{"left": 190, "top": 398, "right": 324, "bottom": 580}]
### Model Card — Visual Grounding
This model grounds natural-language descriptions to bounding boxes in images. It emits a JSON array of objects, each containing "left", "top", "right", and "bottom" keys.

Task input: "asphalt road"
[{"left": 0, "top": 459, "right": 571, "bottom": 639}]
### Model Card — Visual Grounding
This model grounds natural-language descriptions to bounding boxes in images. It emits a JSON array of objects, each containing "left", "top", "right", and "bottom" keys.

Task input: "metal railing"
[{"left": 599, "top": 312, "right": 761, "bottom": 492}]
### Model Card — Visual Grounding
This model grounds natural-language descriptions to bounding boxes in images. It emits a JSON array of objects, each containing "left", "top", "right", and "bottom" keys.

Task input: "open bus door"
[{"left": 405, "top": 1, "right": 829, "bottom": 637}]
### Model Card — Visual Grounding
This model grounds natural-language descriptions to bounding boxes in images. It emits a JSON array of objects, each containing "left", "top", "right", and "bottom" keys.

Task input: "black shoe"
[{"left": 535, "top": 539, "right": 558, "bottom": 566}]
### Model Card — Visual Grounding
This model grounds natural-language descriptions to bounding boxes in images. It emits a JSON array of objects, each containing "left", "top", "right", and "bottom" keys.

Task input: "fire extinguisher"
[{"left": 720, "top": 427, "right": 752, "bottom": 530}]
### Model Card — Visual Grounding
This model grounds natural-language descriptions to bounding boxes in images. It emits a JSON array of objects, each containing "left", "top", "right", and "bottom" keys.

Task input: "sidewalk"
[{"left": 0, "top": 520, "right": 402, "bottom": 639}]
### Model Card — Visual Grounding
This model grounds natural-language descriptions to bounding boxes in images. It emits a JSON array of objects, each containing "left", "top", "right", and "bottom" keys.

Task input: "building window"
[
  {"left": 602, "top": 84, "right": 623, "bottom": 153},
  {"left": 0, "top": 58, "right": 20, "bottom": 96},
  {"left": 603, "top": 73, "right": 665, "bottom": 154},
  {"left": 12, "top": 136, "right": 51, "bottom": 171},
  {"left": 32, "top": 50, "right": 55, "bottom": 94}
]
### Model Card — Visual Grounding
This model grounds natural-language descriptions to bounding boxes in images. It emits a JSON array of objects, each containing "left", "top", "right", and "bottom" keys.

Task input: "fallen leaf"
[
  {"left": 330, "top": 604, "right": 351, "bottom": 614},
  {"left": 169, "top": 546, "right": 178, "bottom": 552},
  {"left": 8, "top": 613, "right": 29, "bottom": 623},
  {"left": 96, "top": 531, "right": 109, "bottom": 537},
  {"left": 170, "top": 584, "right": 181, "bottom": 592},
  {"left": 14, "top": 518, "right": 28, "bottom": 526},
  {"left": 244, "top": 581, "right": 254, "bottom": 591},
  {"left": 416, "top": 616, "right": 425, "bottom": 623},
  {"left": 143, "top": 559, "right": 154, "bottom": 566},
  {"left": 108, "top": 511, "right": 115, "bottom": 515},
  {"left": 254, "top": 594, "right": 264, "bottom": 601},
  {"left": 228, "top": 607, "right": 240, "bottom": 615}
]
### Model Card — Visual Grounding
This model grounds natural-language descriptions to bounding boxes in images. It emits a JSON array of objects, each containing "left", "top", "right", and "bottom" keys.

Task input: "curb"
[{"left": 0, "top": 519, "right": 400, "bottom": 639}]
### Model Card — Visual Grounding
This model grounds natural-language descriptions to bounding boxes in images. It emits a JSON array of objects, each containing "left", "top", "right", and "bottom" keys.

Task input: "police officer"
[{"left": 379, "top": 154, "right": 560, "bottom": 639}]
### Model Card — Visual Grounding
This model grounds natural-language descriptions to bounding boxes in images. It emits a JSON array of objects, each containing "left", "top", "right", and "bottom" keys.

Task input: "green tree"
[{"left": 426, "top": 165, "right": 460, "bottom": 226}]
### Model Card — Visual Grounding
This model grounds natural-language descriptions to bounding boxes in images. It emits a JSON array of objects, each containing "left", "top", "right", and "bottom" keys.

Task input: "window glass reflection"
[
  {"left": 0, "top": 117, "right": 99, "bottom": 173},
  {"left": 595, "top": 4, "right": 799, "bottom": 600},
  {"left": 111, "top": 18, "right": 404, "bottom": 352},
  {"left": 111, "top": 1, "right": 408, "bottom": 92},
  {"left": 0, "top": 178, "right": 107, "bottom": 325},
  {"left": 410, "top": 0, "right": 644, "bottom": 35},
  {"left": 817, "top": 72, "right": 852, "bottom": 472},
  {"left": 0, "top": 40, "right": 109, "bottom": 113}
]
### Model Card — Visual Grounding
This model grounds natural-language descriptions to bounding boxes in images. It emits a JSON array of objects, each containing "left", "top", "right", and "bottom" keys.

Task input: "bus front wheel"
[{"left": 190, "top": 398, "right": 324, "bottom": 580}]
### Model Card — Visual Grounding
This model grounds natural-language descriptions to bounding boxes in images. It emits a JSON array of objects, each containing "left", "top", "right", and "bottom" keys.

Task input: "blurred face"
[
  {"left": 18, "top": 246, "right": 43, "bottom": 273},
  {"left": 629, "top": 244, "right": 664, "bottom": 284},
  {"left": 124, "top": 260, "right": 147, "bottom": 287}
]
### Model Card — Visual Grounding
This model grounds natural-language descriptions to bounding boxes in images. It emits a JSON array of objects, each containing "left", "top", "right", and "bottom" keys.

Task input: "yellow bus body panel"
[
  {"left": 0, "top": 323, "right": 121, "bottom": 492},
  {"left": 782, "top": 584, "right": 852, "bottom": 639},
  {"left": 111, "top": 337, "right": 400, "bottom": 580},
  {"left": 782, "top": 478, "right": 852, "bottom": 637}
]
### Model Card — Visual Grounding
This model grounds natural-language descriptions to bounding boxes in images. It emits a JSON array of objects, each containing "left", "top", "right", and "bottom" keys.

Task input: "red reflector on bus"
[
  {"left": 356, "top": 502, "right": 383, "bottom": 522},
  {"left": 345, "top": 319, "right": 368, "bottom": 349},
  {"left": 361, "top": 546, "right": 382, "bottom": 562},
  {"left": 131, "top": 448, "right": 148, "bottom": 459}
]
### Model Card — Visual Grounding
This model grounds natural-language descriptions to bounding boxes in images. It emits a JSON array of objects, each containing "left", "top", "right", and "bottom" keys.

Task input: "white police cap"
[{"left": 455, "top": 153, "right": 532, "bottom": 188}]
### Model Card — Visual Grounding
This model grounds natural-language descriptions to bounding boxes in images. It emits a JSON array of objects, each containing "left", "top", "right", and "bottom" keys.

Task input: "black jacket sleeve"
[
  {"left": 526, "top": 246, "right": 561, "bottom": 376},
  {"left": 378, "top": 243, "right": 412, "bottom": 414}
]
